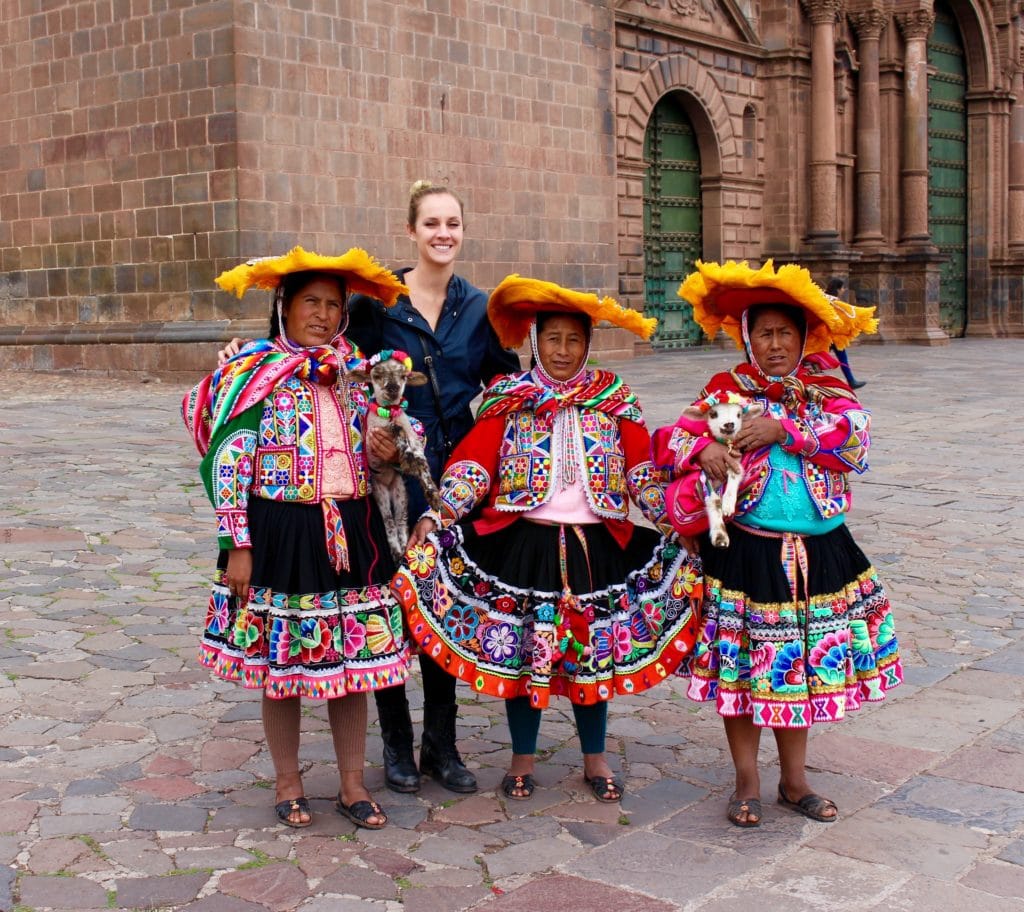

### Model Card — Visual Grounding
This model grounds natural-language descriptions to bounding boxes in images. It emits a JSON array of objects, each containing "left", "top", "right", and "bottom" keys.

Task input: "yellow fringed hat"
[
  {"left": 678, "top": 259, "right": 878, "bottom": 355},
  {"left": 215, "top": 246, "right": 408, "bottom": 306},
  {"left": 488, "top": 274, "right": 658, "bottom": 349}
]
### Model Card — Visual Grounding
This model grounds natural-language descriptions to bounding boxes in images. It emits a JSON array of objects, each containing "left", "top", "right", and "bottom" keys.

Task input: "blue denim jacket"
[{"left": 347, "top": 269, "right": 521, "bottom": 516}]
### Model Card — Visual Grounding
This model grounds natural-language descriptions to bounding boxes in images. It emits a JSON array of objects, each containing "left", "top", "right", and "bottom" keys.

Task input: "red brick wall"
[
  {"left": 0, "top": 0, "right": 242, "bottom": 373},
  {"left": 0, "top": 0, "right": 622, "bottom": 374}
]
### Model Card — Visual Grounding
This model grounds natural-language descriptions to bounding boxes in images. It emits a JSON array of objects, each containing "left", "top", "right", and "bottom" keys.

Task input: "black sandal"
[
  {"left": 726, "top": 794, "right": 762, "bottom": 828},
  {"left": 274, "top": 796, "right": 312, "bottom": 828},
  {"left": 777, "top": 785, "right": 838, "bottom": 822},
  {"left": 500, "top": 773, "right": 535, "bottom": 800},
  {"left": 585, "top": 775, "right": 624, "bottom": 803},
  {"left": 336, "top": 795, "right": 388, "bottom": 830}
]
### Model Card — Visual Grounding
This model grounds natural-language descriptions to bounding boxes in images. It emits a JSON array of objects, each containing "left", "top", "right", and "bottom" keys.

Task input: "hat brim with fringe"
[
  {"left": 215, "top": 246, "right": 408, "bottom": 307},
  {"left": 488, "top": 274, "right": 657, "bottom": 349},
  {"left": 678, "top": 259, "right": 878, "bottom": 355}
]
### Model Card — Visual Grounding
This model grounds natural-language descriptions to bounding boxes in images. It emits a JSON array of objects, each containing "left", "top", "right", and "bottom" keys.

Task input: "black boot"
[
  {"left": 375, "top": 690, "right": 420, "bottom": 793},
  {"left": 420, "top": 704, "right": 478, "bottom": 793}
]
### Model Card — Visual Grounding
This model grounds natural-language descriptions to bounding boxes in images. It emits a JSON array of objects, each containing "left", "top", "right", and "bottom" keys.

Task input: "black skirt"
[{"left": 199, "top": 497, "right": 408, "bottom": 700}]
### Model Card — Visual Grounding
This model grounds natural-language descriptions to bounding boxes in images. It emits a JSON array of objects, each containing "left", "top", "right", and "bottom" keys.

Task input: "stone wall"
[{"left": 0, "top": 0, "right": 621, "bottom": 376}]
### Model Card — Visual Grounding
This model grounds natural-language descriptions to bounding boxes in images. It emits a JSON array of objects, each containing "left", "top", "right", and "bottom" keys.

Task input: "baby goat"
[
  {"left": 349, "top": 350, "right": 442, "bottom": 562},
  {"left": 682, "top": 393, "right": 764, "bottom": 548}
]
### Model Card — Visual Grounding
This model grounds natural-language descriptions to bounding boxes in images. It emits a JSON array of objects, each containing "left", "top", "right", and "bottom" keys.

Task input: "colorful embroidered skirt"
[
  {"left": 680, "top": 522, "right": 902, "bottom": 728},
  {"left": 391, "top": 519, "right": 702, "bottom": 708},
  {"left": 200, "top": 497, "right": 409, "bottom": 700}
]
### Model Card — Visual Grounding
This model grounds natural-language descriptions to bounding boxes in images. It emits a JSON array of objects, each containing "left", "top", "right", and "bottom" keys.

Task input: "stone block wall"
[{"left": 0, "top": 0, "right": 622, "bottom": 376}]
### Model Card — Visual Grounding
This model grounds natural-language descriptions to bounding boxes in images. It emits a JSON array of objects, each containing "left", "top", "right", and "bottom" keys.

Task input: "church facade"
[{"left": 1, "top": 0, "right": 1021, "bottom": 375}]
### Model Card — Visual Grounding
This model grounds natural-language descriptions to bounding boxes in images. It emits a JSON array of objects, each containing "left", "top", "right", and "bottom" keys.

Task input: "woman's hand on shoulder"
[
  {"left": 733, "top": 416, "right": 786, "bottom": 453},
  {"left": 217, "top": 337, "right": 247, "bottom": 366},
  {"left": 696, "top": 440, "right": 741, "bottom": 485}
]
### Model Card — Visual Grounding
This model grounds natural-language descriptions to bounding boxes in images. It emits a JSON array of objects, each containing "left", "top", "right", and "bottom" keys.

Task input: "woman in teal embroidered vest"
[
  {"left": 654, "top": 260, "right": 902, "bottom": 828},
  {"left": 392, "top": 276, "right": 702, "bottom": 804},
  {"left": 183, "top": 247, "right": 411, "bottom": 831}
]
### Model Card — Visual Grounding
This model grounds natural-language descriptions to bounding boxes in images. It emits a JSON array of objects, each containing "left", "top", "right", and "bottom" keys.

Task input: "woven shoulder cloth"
[
  {"left": 182, "top": 337, "right": 364, "bottom": 455},
  {"left": 477, "top": 368, "right": 643, "bottom": 424}
]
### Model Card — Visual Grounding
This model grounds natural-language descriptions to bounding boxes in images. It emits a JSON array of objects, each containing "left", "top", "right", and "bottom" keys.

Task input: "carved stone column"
[
  {"left": 850, "top": 7, "right": 887, "bottom": 246},
  {"left": 802, "top": 0, "right": 843, "bottom": 245},
  {"left": 1010, "top": 64, "right": 1024, "bottom": 254},
  {"left": 896, "top": 7, "right": 935, "bottom": 245}
]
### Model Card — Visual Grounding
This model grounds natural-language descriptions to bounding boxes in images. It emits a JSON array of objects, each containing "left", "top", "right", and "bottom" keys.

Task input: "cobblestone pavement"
[{"left": 1, "top": 339, "right": 1022, "bottom": 912}]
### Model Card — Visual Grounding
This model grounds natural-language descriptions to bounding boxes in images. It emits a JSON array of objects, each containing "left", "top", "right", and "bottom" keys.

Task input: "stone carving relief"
[{"left": 639, "top": 0, "right": 717, "bottom": 20}]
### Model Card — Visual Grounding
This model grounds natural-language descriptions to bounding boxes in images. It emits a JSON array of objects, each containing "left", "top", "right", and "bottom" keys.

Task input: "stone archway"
[{"left": 617, "top": 54, "right": 735, "bottom": 343}]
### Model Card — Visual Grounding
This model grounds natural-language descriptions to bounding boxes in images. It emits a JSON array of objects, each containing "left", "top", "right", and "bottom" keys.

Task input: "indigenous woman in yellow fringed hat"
[
  {"left": 182, "top": 247, "right": 412, "bottom": 831},
  {"left": 391, "top": 276, "right": 702, "bottom": 803},
  {"left": 653, "top": 260, "right": 901, "bottom": 828}
]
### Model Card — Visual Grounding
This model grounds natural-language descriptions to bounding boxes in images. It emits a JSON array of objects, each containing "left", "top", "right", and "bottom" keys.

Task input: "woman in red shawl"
[
  {"left": 654, "top": 261, "right": 902, "bottom": 828},
  {"left": 393, "top": 276, "right": 701, "bottom": 803}
]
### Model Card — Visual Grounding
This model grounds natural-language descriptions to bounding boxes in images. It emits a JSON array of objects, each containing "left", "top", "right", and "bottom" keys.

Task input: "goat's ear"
[
  {"left": 744, "top": 402, "right": 765, "bottom": 419},
  {"left": 405, "top": 371, "right": 429, "bottom": 387},
  {"left": 347, "top": 368, "right": 370, "bottom": 384},
  {"left": 682, "top": 405, "right": 706, "bottom": 421}
]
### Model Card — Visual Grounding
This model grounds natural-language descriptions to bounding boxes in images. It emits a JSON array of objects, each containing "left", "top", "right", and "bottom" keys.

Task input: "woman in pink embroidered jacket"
[
  {"left": 183, "top": 247, "right": 411, "bottom": 831},
  {"left": 392, "top": 276, "right": 702, "bottom": 804},
  {"left": 653, "top": 260, "right": 902, "bottom": 829}
]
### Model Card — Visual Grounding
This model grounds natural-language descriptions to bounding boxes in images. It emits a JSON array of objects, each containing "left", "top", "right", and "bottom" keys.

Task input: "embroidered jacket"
[
  {"left": 200, "top": 375, "right": 372, "bottom": 550},
  {"left": 652, "top": 369, "right": 871, "bottom": 537},
  {"left": 436, "top": 404, "right": 670, "bottom": 546}
]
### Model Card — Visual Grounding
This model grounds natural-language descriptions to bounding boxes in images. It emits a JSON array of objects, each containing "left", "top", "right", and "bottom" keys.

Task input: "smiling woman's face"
[
  {"left": 748, "top": 306, "right": 803, "bottom": 376},
  {"left": 536, "top": 313, "right": 588, "bottom": 381}
]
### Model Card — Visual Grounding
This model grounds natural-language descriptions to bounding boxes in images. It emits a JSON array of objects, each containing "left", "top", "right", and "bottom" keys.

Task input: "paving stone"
[
  {"left": 317, "top": 864, "right": 400, "bottom": 899},
  {"left": 129, "top": 803, "right": 210, "bottom": 832},
  {"left": 175, "top": 845, "right": 259, "bottom": 870},
  {"left": 115, "top": 871, "right": 210, "bottom": 908},
  {"left": 219, "top": 862, "right": 311, "bottom": 912},
  {"left": 36, "top": 812, "right": 123, "bottom": 837},
  {"left": 620, "top": 776, "right": 707, "bottom": 826},
  {"left": 470, "top": 873, "right": 677, "bottom": 912},
  {"left": 18, "top": 873, "right": 110, "bottom": 909},
  {"left": 178, "top": 895, "right": 269, "bottom": 912},
  {"left": 484, "top": 835, "right": 587, "bottom": 880},
  {"left": 815, "top": 806, "right": 987, "bottom": 879},
  {"left": 930, "top": 742, "right": 1024, "bottom": 792},
  {"left": 877, "top": 775, "right": 1024, "bottom": 834},
  {"left": 401, "top": 884, "right": 493, "bottom": 912},
  {"left": 575, "top": 829, "right": 761, "bottom": 902},
  {"left": 998, "top": 837, "right": 1024, "bottom": 866},
  {"left": 293, "top": 836, "right": 362, "bottom": 878},
  {"left": 861, "top": 875, "right": 1024, "bottom": 912},
  {"left": 960, "top": 860, "right": 1024, "bottom": 899},
  {"left": 298, "top": 897, "right": 389, "bottom": 912},
  {"left": 479, "top": 816, "right": 562, "bottom": 843},
  {"left": 356, "top": 845, "right": 423, "bottom": 878},
  {"left": 0, "top": 865, "right": 13, "bottom": 911},
  {"left": 411, "top": 834, "right": 483, "bottom": 869}
]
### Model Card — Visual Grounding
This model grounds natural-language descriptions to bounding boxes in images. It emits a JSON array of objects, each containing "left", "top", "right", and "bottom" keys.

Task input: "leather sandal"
[
  {"left": 777, "top": 785, "right": 837, "bottom": 822},
  {"left": 726, "top": 794, "right": 762, "bottom": 828},
  {"left": 500, "top": 773, "right": 535, "bottom": 800},
  {"left": 274, "top": 796, "right": 312, "bottom": 828},
  {"left": 336, "top": 795, "right": 388, "bottom": 829},
  {"left": 585, "top": 775, "right": 624, "bottom": 803}
]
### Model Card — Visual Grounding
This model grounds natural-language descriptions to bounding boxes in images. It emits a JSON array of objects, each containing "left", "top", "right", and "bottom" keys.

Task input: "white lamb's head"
[
  {"left": 683, "top": 393, "right": 765, "bottom": 445},
  {"left": 349, "top": 350, "right": 427, "bottom": 407}
]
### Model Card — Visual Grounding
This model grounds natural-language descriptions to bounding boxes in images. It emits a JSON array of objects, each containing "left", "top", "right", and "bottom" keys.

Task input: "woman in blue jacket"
[{"left": 347, "top": 181, "right": 520, "bottom": 794}]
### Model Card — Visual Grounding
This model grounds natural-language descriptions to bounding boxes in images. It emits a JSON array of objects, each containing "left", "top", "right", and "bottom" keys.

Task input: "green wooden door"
[
  {"left": 928, "top": 2, "right": 968, "bottom": 337},
  {"left": 643, "top": 95, "right": 703, "bottom": 348}
]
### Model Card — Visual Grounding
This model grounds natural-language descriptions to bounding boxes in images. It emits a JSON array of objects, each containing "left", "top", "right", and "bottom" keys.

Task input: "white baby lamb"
[
  {"left": 349, "top": 351, "right": 442, "bottom": 561},
  {"left": 682, "top": 395, "right": 765, "bottom": 548}
]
